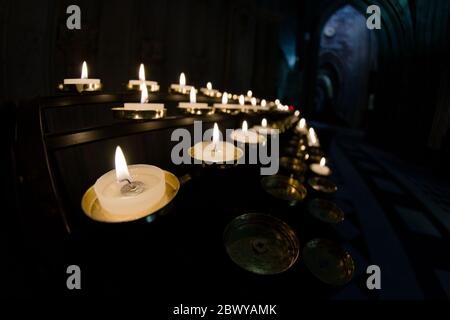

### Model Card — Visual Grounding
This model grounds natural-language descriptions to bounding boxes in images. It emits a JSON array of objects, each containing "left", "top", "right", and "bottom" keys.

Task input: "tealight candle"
[
  {"left": 231, "top": 120, "right": 266, "bottom": 144},
  {"left": 189, "top": 123, "right": 243, "bottom": 163},
  {"left": 94, "top": 146, "right": 166, "bottom": 215},
  {"left": 214, "top": 91, "right": 242, "bottom": 113},
  {"left": 63, "top": 61, "right": 101, "bottom": 89},
  {"left": 124, "top": 84, "right": 164, "bottom": 111},
  {"left": 260, "top": 99, "right": 269, "bottom": 110},
  {"left": 308, "top": 127, "right": 321, "bottom": 147},
  {"left": 178, "top": 87, "right": 211, "bottom": 113},
  {"left": 170, "top": 72, "right": 193, "bottom": 94},
  {"left": 296, "top": 118, "right": 308, "bottom": 134},
  {"left": 310, "top": 157, "right": 332, "bottom": 176},
  {"left": 128, "top": 63, "right": 159, "bottom": 92},
  {"left": 200, "top": 82, "right": 220, "bottom": 97},
  {"left": 253, "top": 118, "right": 279, "bottom": 135}
]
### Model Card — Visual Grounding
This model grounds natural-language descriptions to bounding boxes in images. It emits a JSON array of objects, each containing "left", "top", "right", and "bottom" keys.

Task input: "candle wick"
[{"left": 121, "top": 178, "right": 132, "bottom": 185}]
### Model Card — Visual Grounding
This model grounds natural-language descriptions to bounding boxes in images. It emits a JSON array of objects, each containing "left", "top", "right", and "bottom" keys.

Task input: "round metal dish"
[
  {"left": 261, "top": 175, "right": 307, "bottom": 204},
  {"left": 179, "top": 107, "right": 215, "bottom": 116},
  {"left": 307, "top": 198, "right": 344, "bottom": 223},
  {"left": 303, "top": 239, "right": 355, "bottom": 285},
  {"left": 188, "top": 141, "right": 244, "bottom": 167},
  {"left": 283, "top": 147, "right": 307, "bottom": 159},
  {"left": 58, "top": 83, "right": 102, "bottom": 93},
  {"left": 111, "top": 107, "right": 166, "bottom": 120},
  {"left": 279, "top": 157, "right": 307, "bottom": 175},
  {"left": 81, "top": 170, "right": 179, "bottom": 223},
  {"left": 223, "top": 213, "right": 300, "bottom": 275},
  {"left": 308, "top": 177, "right": 338, "bottom": 194}
]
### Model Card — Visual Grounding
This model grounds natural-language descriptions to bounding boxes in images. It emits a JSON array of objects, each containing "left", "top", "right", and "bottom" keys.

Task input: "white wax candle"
[
  {"left": 191, "top": 141, "right": 242, "bottom": 163},
  {"left": 310, "top": 157, "right": 332, "bottom": 176},
  {"left": 231, "top": 121, "right": 266, "bottom": 144},
  {"left": 94, "top": 164, "right": 166, "bottom": 215},
  {"left": 64, "top": 61, "right": 101, "bottom": 86},
  {"left": 308, "top": 127, "right": 320, "bottom": 147},
  {"left": 124, "top": 82, "right": 164, "bottom": 111},
  {"left": 170, "top": 72, "right": 192, "bottom": 93}
]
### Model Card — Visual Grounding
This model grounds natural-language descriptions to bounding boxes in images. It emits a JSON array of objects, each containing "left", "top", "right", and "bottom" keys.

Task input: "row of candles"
[
  {"left": 93, "top": 112, "right": 330, "bottom": 217},
  {"left": 63, "top": 61, "right": 291, "bottom": 113}
]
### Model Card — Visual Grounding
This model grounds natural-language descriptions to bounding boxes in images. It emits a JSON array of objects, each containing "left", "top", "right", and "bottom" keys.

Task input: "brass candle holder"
[
  {"left": 307, "top": 177, "right": 338, "bottom": 194},
  {"left": 307, "top": 198, "right": 344, "bottom": 223},
  {"left": 58, "top": 82, "right": 102, "bottom": 93},
  {"left": 111, "top": 107, "right": 166, "bottom": 120},
  {"left": 223, "top": 213, "right": 300, "bottom": 275},
  {"left": 261, "top": 175, "right": 307, "bottom": 205},
  {"left": 303, "top": 239, "right": 355, "bottom": 285}
]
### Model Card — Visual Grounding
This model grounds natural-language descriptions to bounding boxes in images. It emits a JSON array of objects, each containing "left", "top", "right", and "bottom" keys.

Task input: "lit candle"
[
  {"left": 294, "top": 110, "right": 300, "bottom": 117},
  {"left": 128, "top": 63, "right": 159, "bottom": 92},
  {"left": 93, "top": 146, "right": 166, "bottom": 215},
  {"left": 250, "top": 97, "right": 258, "bottom": 111},
  {"left": 63, "top": 61, "right": 101, "bottom": 89},
  {"left": 261, "top": 99, "right": 267, "bottom": 109},
  {"left": 296, "top": 118, "right": 308, "bottom": 134},
  {"left": 252, "top": 118, "right": 279, "bottom": 135},
  {"left": 178, "top": 87, "right": 211, "bottom": 114},
  {"left": 170, "top": 72, "right": 193, "bottom": 94},
  {"left": 247, "top": 90, "right": 253, "bottom": 98},
  {"left": 308, "top": 127, "right": 320, "bottom": 147},
  {"left": 231, "top": 120, "right": 265, "bottom": 144},
  {"left": 200, "top": 81, "right": 220, "bottom": 97},
  {"left": 124, "top": 84, "right": 165, "bottom": 111},
  {"left": 310, "top": 157, "right": 332, "bottom": 176},
  {"left": 189, "top": 123, "right": 243, "bottom": 163},
  {"left": 214, "top": 91, "right": 242, "bottom": 113}
]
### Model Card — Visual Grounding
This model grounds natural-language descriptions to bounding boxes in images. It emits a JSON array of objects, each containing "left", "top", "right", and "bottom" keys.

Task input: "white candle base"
[
  {"left": 189, "top": 141, "right": 243, "bottom": 163},
  {"left": 94, "top": 164, "right": 166, "bottom": 216},
  {"left": 309, "top": 164, "right": 332, "bottom": 176},
  {"left": 231, "top": 129, "right": 266, "bottom": 144},
  {"left": 124, "top": 103, "right": 165, "bottom": 111},
  {"left": 170, "top": 84, "right": 193, "bottom": 94}
]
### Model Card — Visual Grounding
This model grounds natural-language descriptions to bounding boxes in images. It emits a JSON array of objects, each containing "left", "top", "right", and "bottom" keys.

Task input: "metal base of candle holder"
[
  {"left": 111, "top": 107, "right": 167, "bottom": 120},
  {"left": 126, "top": 83, "right": 160, "bottom": 92},
  {"left": 216, "top": 108, "right": 242, "bottom": 116},
  {"left": 307, "top": 199, "right": 344, "bottom": 223},
  {"left": 81, "top": 170, "right": 179, "bottom": 223},
  {"left": 303, "top": 238, "right": 354, "bottom": 285},
  {"left": 223, "top": 213, "right": 300, "bottom": 275},
  {"left": 261, "top": 175, "right": 307, "bottom": 205},
  {"left": 279, "top": 157, "right": 308, "bottom": 176},
  {"left": 179, "top": 107, "right": 215, "bottom": 116},
  {"left": 307, "top": 177, "right": 338, "bottom": 194},
  {"left": 58, "top": 83, "right": 102, "bottom": 93}
]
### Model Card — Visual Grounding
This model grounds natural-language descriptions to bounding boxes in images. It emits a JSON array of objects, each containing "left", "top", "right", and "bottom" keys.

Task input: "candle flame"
[
  {"left": 262, "top": 118, "right": 267, "bottom": 128},
  {"left": 222, "top": 92, "right": 228, "bottom": 104},
  {"left": 179, "top": 72, "right": 186, "bottom": 86},
  {"left": 320, "top": 157, "right": 326, "bottom": 167},
  {"left": 309, "top": 127, "right": 317, "bottom": 144},
  {"left": 299, "top": 118, "right": 306, "bottom": 129},
  {"left": 261, "top": 99, "right": 267, "bottom": 107},
  {"left": 275, "top": 99, "right": 280, "bottom": 106},
  {"left": 206, "top": 82, "right": 212, "bottom": 90},
  {"left": 251, "top": 97, "right": 257, "bottom": 106},
  {"left": 115, "top": 146, "right": 132, "bottom": 182},
  {"left": 81, "top": 61, "right": 88, "bottom": 79},
  {"left": 140, "top": 83, "right": 149, "bottom": 103},
  {"left": 247, "top": 90, "right": 253, "bottom": 97},
  {"left": 213, "top": 123, "right": 220, "bottom": 145},
  {"left": 294, "top": 110, "right": 300, "bottom": 117},
  {"left": 239, "top": 95, "right": 245, "bottom": 106},
  {"left": 139, "top": 63, "right": 146, "bottom": 81},
  {"left": 190, "top": 87, "right": 197, "bottom": 103},
  {"left": 242, "top": 120, "right": 248, "bottom": 132}
]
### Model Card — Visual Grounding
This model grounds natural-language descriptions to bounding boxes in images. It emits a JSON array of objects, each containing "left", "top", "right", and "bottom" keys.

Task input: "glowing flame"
[
  {"left": 206, "top": 82, "right": 212, "bottom": 90},
  {"left": 262, "top": 118, "right": 267, "bottom": 128},
  {"left": 179, "top": 72, "right": 186, "bottom": 86},
  {"left": 222, "top": 92, "right": 228, "bottom": 104},
  {"left": 115, "top": 146, "right": 131, "bottom": 182},
  {"left": 294, "top": 110, "right": 300, "bottom": 117},
  {"left": 320, "top": 157, "right": 326, "bottom": 167},
  {"left": 261, "top": 99, "right": 267, "bottom": 107},
  {"left": 247, "top": 90, "right": 253, "bottom": 97},
  {"left": 275, "top": 99, "right": 280, "bottom": 106},
  {"left": 309, "top": 127, "right": 317, "bottom": 145},
  {"left": 242, "top": 120, "right": 248, "bottom": 132},
  {"left": 212, "top": 123, "right": 220, "bottom": 150},
  {"left": 190, "top": 87, "right": 197, "bottom": 103},
  {"left": 139, "top": 63, "right": 146, "bottom": 81},
  {"left": 251, "top": 97, "right": 257, "bottom": 106},
  {"left": 140, "top": 83, "right": 149, "bottom": 104},
  {"left": 81, "top": 61, "right": 88, "bottom": 79},
  {"left": 239, "top": 95, "right": 245, "bottom": 106},
  {"left": 299, "top": 118, "right": 306, "bottom": 129}
]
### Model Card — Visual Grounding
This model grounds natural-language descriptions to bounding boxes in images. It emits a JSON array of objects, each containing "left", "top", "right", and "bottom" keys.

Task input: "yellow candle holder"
[
  {"left": 111, "top": 107, "right": 166, "bottom": 120},
  {"left": 58, "top": 82, "right": 102, "bottom": 93}
]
